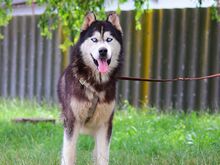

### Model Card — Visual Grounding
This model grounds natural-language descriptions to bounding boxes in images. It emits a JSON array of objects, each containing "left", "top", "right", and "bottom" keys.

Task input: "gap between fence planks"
[{"left": 12, "top": 118, "right": 56, "bottom": 124}]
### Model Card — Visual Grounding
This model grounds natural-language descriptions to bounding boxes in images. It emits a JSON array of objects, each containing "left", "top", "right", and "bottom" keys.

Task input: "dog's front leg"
[
  {"left": 94, "top": 124, "right": 110, "bottom": 165},
  {"left": 94, "top": 119, "right": 113, "bottom": 165},
  {"left": 61, "top": 123, "right": 79, "bottom": 165}
]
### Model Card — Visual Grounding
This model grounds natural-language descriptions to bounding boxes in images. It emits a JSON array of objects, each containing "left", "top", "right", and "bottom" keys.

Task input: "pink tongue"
[{"left": 97, "top": 60, "right": 109, "bottom": 73}]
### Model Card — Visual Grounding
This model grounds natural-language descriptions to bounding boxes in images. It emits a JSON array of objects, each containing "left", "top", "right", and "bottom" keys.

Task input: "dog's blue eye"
[
  {"left": 91, "top": 38, "right": 98, "bottom": 43},
  {"left": 106, "top": 38, "right": 113, "bottom": 42}
]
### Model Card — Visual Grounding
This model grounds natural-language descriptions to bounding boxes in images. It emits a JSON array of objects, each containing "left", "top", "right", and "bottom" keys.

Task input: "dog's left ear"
[
  {"left": 81, "top": 12, "right": 96, "bottom": 31},
  {"left": 107, "top": 12, "right": 122, "bottom": 32}
]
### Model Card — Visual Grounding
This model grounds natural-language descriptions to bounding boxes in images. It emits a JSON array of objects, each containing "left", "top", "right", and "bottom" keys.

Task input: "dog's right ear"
[{"left": 81, "top": 12, "right": 96, "bottom": 31}]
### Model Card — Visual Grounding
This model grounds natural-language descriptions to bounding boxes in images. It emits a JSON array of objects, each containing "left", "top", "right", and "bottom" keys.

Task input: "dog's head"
[{"left": 78, "top": 12, "right": 123, "bottom": 76}]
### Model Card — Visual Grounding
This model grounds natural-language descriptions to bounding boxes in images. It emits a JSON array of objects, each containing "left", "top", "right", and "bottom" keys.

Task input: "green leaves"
[
  {"left": 36, "top": 0, "right": 106, "bottom": 51},
  {"left": 197, "top": 0, "right": 220, "bottom": 22},
  {"left": 211, "top": 6, "right": 220, "bottom": 22},
  {"left": 0, "top": 0, "right": 12, "bottom": 26},
  {"left": 0, "top": 0, "right": 148, "bottom": 50},
  {"left": 134, "top": 0, "right": 146, "bottom": 30}
]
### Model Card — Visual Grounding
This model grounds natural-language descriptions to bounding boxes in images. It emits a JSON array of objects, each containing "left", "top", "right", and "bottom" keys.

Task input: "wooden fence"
[
  {"left": 0, "top": 16, "right": 62, "bottom": 103},
  {"left": 0, "top": 8, "right": 220, "bottom": 112}
]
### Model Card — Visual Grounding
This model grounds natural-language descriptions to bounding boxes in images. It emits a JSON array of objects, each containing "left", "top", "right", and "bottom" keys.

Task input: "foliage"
[
  {"left": 32, "top": 0, "right": 147, "bottom": 51},
  {"left": 0, "top": 0, "right": 12, "bottom": 39},
  {"left": 211, "top": 5, "right": 220, "bottom": 21},
  {"left": 198, "top": 0, "right": 220, "bottom": 21},
  {"left": 134, "top": 0, "right": 148, "bottom": 30},
  {"left": 0, "top": 0, "right": 12, "bottom": 26},
  {"left": 0, "top": 0, "right": 146, "bottom": 50},
  {"left": 34, "top": 0, "right": 107, "bottom": 50},
  {"left": 1, "top": 99, "right": 220, "bottom": 164}
]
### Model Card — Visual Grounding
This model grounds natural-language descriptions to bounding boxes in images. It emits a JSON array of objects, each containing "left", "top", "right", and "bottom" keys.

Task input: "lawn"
[{"left": 0, "top": 99, "right": 220, "bottom": 165}]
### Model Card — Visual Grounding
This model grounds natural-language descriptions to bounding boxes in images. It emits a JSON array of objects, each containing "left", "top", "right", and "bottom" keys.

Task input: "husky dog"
[{"left": 57, "top": 12, "right": 123, "bottom": 165}]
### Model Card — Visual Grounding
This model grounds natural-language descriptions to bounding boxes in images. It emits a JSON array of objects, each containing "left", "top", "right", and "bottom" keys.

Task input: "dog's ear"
[
  {"left": 81, "top": 12, "right": 96, "bottom": 31},
  {"left": 107, "top": 12, "right": 122, "bottom": 32}
]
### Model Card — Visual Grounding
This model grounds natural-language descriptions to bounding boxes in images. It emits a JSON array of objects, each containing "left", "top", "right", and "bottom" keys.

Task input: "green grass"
[{"left": 0, "top": 99, "right": 220, "bottom": 165}]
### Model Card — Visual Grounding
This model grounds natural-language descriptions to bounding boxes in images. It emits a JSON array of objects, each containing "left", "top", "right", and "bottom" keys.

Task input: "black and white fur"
[{"left": 57, "top": 12, "right": 123, "bottom": 165}]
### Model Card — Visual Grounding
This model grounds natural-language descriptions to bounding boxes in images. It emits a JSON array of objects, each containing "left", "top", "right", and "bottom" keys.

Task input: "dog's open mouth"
[{"left": 91, "top": 54, "right": 111, "bottom": 74}]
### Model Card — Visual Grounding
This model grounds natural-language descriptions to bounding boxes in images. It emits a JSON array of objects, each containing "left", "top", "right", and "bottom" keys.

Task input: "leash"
[{"left": 117, "top": 73, "right": 220, "bottom": 82}]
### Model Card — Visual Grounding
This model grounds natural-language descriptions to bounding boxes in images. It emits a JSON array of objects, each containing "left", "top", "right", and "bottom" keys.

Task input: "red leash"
[{"left": 117, "top": 73, "right": 220, "bottom": 82}]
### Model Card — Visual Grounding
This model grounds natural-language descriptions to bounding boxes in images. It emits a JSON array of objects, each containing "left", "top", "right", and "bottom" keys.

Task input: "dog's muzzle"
[{"left": 90, "top": 49, "right": 111, "bottom": 74}]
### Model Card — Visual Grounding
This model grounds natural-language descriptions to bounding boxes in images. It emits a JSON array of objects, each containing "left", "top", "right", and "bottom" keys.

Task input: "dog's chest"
[{"left": 70, "top": 87, "right": 115, "bottom": 128}]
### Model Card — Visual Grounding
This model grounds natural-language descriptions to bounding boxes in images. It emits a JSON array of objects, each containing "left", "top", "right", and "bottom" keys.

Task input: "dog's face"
[{"left": 78, "top": 12, "right": 123, "bottom": 75}]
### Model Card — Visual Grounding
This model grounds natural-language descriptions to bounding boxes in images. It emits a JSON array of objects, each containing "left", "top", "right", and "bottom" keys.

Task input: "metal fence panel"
[{"left": 0, "top": 8, "right": 220, "bottom": 112}]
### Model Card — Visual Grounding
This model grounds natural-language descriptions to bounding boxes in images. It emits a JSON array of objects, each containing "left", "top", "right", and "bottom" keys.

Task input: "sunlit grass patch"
[{"left": 0, "top": 99, "right": 220, "bottom": 165}]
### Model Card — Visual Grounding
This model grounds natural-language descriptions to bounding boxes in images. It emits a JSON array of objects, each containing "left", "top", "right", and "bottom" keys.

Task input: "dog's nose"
[{"left": 99, "top": 48, "right": 108, "bottom": 58}]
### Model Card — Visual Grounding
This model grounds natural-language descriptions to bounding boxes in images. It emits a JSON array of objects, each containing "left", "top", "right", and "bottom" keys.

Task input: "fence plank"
[
  {"left": 183, "top": 9, "right": 199, "bottom": 111},
  {"left": 52, "top": 27, "right": 62, "bottom": 102},
  {"left": 118, "top": 11, "right": 133, "bottom": 102},
  {"left": 196, "top": 8, "right": 210, "bottom": 110},
  {"left": 208, "top": 18, "right": 220, "bottom": 112},
  {"left": 27, "top": 16, "right": 36, "bottom": 100},
  {"left": 149, "top": 9, "right": 163, "bottom": 109},
  {"left": 36, "top": 18, "right": 43, "bottom": 102},
  {"left": 160, "top": 9, "right": 176, "bottom": 110},
  {"left": 1, "top": 26, "right": 9, "bottom": 97},
  {"left": 18, "top": 16, "right": 27, "bottom": 99},
  {"left": 130, "top": 14, "right": 142, "bottom": 107},
  {"left": 140, "top": 11, "right": 153, "bottom": 105},
  {"left": 173, "top": 9, "right": 187, "bottom": 111},
  {"left": 9, "top": 17, "right": 18, "bottom": 98},
  {"left": 44, "top": 35, "right": 53, "bottom": 102}
]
